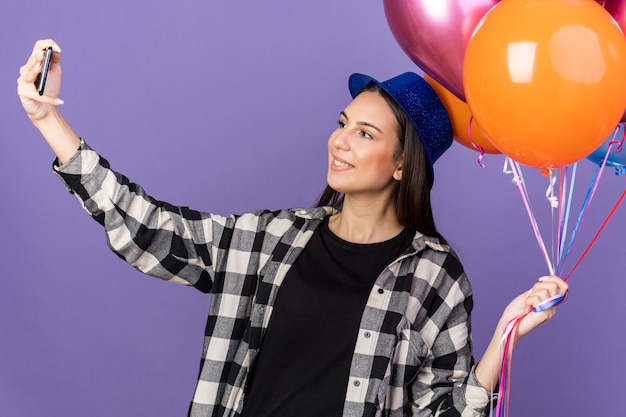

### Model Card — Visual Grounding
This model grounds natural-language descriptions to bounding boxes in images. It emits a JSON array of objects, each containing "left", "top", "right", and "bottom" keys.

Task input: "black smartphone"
[{"left": 35, "top": 46, "right": 53, "bottom": 96}]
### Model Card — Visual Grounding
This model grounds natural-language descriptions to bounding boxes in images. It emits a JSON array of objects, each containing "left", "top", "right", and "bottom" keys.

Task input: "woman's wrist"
[
  {"left": 32, "top": 109, "right": 81, "bottom": 164},
  {"left": 31, "top": 107, "right": 63, "bottom": 128}
]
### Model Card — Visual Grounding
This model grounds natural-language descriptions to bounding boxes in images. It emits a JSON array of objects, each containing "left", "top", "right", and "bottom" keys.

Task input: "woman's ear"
[{"left": 393, "top": 155, "right": 403, "bottom": 181}]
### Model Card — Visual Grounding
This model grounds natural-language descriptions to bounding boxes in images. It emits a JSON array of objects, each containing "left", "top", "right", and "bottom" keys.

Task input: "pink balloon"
[
  {"left": 383, "top": 0, "right": 499, "bottom": 101},
  {"left": 597, "top": 0, "right": 626, "bottom": 120},
  {"left": 597, "top": 0, "right": 626, "bottom": 31}
]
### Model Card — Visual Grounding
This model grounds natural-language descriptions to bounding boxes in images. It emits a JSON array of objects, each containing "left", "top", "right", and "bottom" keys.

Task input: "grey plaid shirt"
[{"left": 53, "top": 140, "right": 491, "bottom": 417}]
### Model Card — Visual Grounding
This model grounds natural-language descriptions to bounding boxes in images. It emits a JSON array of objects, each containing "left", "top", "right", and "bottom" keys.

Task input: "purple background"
[{"left": 1, "top": 1, "right": 625, "bottom": 415}]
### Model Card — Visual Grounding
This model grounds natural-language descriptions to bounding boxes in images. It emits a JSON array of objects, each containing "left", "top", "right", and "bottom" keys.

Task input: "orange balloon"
[
  {"left": 463, "top": 0, "right": 626, "bottom": 169},
  {"left": 424, "top": 74, "right": 501, "bottom": 154}
]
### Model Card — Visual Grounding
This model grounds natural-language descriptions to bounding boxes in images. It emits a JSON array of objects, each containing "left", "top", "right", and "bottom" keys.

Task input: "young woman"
[{"left": 17, "top": 39, "right": 568, "bottom": 417}]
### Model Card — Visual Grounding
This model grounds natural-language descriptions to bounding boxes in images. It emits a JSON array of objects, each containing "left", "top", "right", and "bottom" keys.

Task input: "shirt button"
[
  {"left": 364, "top": 332, "right": 371, "bottom": 338},
  {"left": 353, "top": 380, "right": 360, "bottom": 387},
  {"left": 378, "top": 288, "right": 384, "bottom": 294}
]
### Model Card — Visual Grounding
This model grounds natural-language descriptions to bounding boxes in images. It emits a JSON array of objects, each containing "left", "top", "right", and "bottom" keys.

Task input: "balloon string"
[
  {"left": 547, "top": 169, "right": 558, "bottom": 263},
  {"left": 563, "top": 189, "right": 626, "bottom": 282},
  {"left": 611, "top": 123, "right": 626, "bottom": 175},
  {"left": 557, "top": 163, "right": 577, "bottom": 270},
  {"left": 506, "top": 158, "right": 555, "bottom": 275},
  {"left": 557, "top": 128, "right": 617, "bottom": 274},
  {"left": 615, "top": 126, "right": 626, "bottom": 153},
  {"left": 494, "top": 292, "right": 568, "bottom": 417},
  {"left": 546, "top": 169, "right": 558, "bottom": 209},
  {"left": 495, "top": 126, "right": 623, "bottom": 415},
  {"left": 556, "top": 167, "right": 568, "bottom": 263},
  {"left": 593, "top": 123, "right": 626, "bottom": 175},
  {"left": 468, "top": 116, "right": 486, "bottom": 168},
  {"left": 494, "top": 313, "right": 524, "bottom": 417}
]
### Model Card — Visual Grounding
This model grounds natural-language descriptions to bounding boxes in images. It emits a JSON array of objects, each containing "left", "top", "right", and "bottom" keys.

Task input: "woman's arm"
[
  {"left": 17, "top": 39, "right": 217, "bottom": 291},
  {"left": 17, "top": 39, "right": 81, "bottom": 164}
]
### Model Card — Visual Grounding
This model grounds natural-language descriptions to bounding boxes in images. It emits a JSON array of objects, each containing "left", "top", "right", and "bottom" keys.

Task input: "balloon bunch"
[
  {"left": 385, "top": 0, "right": 626, "bottom": 164},
  {"left": 385, "top": 0, "right": 626, "bottom": 415}
]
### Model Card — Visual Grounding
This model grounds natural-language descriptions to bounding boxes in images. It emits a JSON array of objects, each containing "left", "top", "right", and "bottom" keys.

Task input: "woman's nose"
[{"left": 333, "top": 128, "right": 350, "bottom": 150}]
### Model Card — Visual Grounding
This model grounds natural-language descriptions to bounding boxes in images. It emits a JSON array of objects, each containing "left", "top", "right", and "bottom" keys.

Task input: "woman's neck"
[{"left": 328, "top": 195, "right": 403, "bottom": 244}]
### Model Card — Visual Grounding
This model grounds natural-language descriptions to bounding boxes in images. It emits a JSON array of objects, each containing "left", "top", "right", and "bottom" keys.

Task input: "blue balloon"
[{"left": 586, "top": 122, "right": 626, "bottom": 175}]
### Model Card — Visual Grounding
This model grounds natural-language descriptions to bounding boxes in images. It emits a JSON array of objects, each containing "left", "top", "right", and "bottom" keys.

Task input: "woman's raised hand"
[
  {"left": 17, "top": 39, "right": 81, "bottom": 164},
  {"left": 17, "top": 39, "right": 63, "bottom": 123},
  {"left": 502, "top": 275, "right": 569, "bottom": 341}
]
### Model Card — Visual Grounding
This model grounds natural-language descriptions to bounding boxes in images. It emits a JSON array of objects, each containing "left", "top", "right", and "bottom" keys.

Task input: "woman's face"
[{"left": 327, "top": 90, "right": 403, "bottom": 199}]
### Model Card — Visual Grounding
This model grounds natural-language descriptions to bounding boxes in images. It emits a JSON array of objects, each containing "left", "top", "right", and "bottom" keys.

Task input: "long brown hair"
[{"left": 316, "top": 84, "right": 444, "bottom": 241}]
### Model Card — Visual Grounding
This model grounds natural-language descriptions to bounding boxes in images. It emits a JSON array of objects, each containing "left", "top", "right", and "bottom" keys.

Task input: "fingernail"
[
  {"left": 54, "top": 98, "right": 64, "bottom": 105},
  {"left": 538, "top": 276, "right": 548, "bottom": 282}
]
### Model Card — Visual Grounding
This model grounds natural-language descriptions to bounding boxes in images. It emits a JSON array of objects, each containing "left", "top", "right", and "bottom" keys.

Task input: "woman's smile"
[{"left": 331, "top": 156, "right": 354, "bottom": 170}]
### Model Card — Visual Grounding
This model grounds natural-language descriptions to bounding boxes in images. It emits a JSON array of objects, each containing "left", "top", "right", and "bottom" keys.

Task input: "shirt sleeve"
[{"left": 52, "top": 139, "right": 226, "bottom": 293}]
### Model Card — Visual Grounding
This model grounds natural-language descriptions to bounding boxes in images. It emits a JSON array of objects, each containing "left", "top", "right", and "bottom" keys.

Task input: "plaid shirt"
[{"left": 54, "top": 140, "right": 491, "bottom": 417}]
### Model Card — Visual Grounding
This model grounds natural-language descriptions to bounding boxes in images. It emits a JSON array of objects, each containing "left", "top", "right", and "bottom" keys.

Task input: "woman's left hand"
[{"left": 500, "top": 275, "right": 569, "bottom": 342}]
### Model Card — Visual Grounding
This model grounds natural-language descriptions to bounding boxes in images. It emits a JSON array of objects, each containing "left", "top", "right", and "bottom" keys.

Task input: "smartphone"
[{"left": 35, "top": 46, "right": 53, "bottom": 96}]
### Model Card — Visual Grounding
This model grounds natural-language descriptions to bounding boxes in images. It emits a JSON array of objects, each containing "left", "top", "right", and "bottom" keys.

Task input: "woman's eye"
[
  {"left": 360, "top": 131, "right": 373, "bottom": 139},
  {"left": 337, "top": 120, "right": 347, "bottom": 129}
]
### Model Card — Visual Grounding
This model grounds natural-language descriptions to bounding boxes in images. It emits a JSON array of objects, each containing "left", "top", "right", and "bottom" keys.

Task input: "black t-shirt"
[{"left": 240, "top": 218, "right": 412, "bottom": 417}]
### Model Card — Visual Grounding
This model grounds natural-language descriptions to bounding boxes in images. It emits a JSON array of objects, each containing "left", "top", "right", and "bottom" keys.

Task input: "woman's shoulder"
[
  {"left": 404, "top": 232, "right": 470, "bottom": 290},
  {"left": 409, "top": 231, "right": 455, "bottom": 257}
]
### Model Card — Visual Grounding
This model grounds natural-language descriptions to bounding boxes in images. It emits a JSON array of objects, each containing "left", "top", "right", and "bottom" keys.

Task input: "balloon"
[
  {"left": 597, "top": 0, "right": 626, "bottom": 32},
  {"left": 424, "top": 75, "right": 500, "bottom": 154},
  {"left": 596, "top": 0, "right": 626, "bottom": 121},
  {"left": 463, "top": 0, "right": 626, "bottom": 170},
  {"left": 586, "top": 122, "right": 626, "bottom": 174},
  {"left": 383, "top": 0, "right": 498, "bottom": 102}
]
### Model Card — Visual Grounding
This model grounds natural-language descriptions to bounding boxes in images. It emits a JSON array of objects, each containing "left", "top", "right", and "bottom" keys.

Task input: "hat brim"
[{"left": 348, "top": 73, "right": 379, "bottom": 99}]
